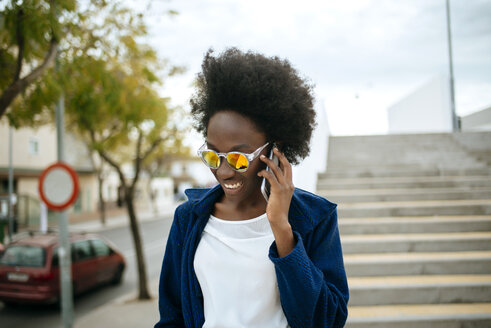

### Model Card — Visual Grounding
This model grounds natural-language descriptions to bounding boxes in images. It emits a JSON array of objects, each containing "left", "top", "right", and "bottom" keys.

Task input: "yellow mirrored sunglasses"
[{"left": 197, "top": 142, "right": 269, "bottom": 172}]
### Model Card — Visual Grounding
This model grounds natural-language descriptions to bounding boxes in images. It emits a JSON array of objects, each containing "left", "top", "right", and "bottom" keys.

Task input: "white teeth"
[{"left": 224, "top": 182, "right": 242, "bottom": 189}]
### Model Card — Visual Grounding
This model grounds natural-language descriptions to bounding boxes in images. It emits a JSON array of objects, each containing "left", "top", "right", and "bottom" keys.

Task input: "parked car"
[{"left": 0, "top": 231, "right": 126, "bottom": 305}]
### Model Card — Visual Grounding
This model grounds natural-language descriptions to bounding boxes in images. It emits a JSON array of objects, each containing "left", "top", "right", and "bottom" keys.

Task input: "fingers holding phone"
[
  {"left": 261, "top": 147, "right": 280, "bottom": 201},
  {"left": 259, "top": 146, "right": 293, "bottom": 227},
  {"left": 259, "top": 146, "right": 294, "bottom": 221}
]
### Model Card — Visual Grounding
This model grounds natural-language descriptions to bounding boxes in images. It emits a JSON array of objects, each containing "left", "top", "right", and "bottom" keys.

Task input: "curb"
[{"left": 69, "top": 203, "right": 181, "bottom": 234}]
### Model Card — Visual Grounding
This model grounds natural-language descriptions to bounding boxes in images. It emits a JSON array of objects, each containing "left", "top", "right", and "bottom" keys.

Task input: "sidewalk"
[
  {"left": 75, "top": 278, "right": 160, "bottom": 328},
  {"left": 69, "top": 202, "right": 178, "bottom": 233}
]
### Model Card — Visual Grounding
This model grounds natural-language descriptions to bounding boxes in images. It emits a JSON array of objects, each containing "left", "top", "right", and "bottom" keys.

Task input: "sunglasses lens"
[
  {"left": 227, "top": 153, "right": 249, "bottom": 172},
  {"left": 202, "top": 151, "right": 220, "bottom": 168}
]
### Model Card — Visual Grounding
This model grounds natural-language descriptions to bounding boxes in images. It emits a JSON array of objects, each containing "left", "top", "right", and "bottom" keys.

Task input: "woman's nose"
[{"left": 216, "top": 159, "right": 235, "bottom": 179}]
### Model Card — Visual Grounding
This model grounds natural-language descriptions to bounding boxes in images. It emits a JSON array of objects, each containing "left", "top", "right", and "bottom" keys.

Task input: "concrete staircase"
[{"left": 318, "top": 131, "right": 491, "bottom": 327}]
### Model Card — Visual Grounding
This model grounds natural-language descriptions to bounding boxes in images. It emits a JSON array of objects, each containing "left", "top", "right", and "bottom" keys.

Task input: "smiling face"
[{"left": 206, "top": 110, "right": 269, "bottom": 206}]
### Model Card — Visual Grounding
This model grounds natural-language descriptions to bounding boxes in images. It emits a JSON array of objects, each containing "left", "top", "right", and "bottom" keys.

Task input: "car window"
[
  {"left": 72, "top": 240, "right": 94, "bottom": 262},
  {"left": 0, "top": 245, "right": 46, "bottom": 267},
  {"left": 91, "top": 239, "right": 111, "bottom": 257}
]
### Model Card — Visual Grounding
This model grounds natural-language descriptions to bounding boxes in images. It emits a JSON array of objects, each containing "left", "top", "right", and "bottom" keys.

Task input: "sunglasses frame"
[{"left": 197, "top": 142, "right": 270, "bottom": 172}]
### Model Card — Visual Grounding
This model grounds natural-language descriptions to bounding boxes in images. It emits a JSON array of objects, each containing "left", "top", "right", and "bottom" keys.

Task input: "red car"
[{"left": 0, "top": 231, "right": 126, "bottom": 305}]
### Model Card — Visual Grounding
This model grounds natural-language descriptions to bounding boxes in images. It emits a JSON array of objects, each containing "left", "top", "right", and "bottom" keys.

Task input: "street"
[{"left": 0, "top": 214, "right": 174, "bottom": 328}]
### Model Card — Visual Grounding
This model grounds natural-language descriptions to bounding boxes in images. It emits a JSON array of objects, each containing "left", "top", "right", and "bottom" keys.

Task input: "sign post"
[
  {"left": 38, "top": 161, "right": 78, "bottom": 328},
  {"left": 39, "top": 162, "right": 79, "bottom": 211}
]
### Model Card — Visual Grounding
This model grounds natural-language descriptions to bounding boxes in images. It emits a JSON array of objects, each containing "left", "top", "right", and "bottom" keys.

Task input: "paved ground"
[
  {"left": 75, "top": 278, "right": 160, "bottom": 328},
  {"left": 69, "top": 205, "right": 178, "bottom": 328}
]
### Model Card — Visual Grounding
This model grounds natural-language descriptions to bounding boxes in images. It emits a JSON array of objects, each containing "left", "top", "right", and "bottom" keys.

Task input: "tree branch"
[
  {"left": 14, "top": 8, "right": 25, "bottom": 82},
  {"left": 0, "top": 37, "right": 58, "bottom": 118},
  {"left": 89, "top": 129, "right": 126, "bottom": 188},
  {"left": 142, "top": 139, "right": 163, "bottom": 164},
  {"left": 131, "top": 132, "right": 163, "bottom": 191},
  {"left": 130, "top": 130, "right": 144, "bottom": 191}
]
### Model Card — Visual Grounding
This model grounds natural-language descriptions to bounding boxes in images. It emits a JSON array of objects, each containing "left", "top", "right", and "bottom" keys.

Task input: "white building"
[
  {"left": 461, "top": 106, "right": 491, "bottom": 131},
  {"left": 387, "top": 75, "right": 454, "bottom": 134},
  {"left": 0, "top": 120, "right": 175, "bottom": 230}
]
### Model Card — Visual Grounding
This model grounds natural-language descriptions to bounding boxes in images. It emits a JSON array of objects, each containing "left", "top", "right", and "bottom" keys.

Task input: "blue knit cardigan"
[{"left": 155, "top": 185, "right": 349, "bottom": 328}]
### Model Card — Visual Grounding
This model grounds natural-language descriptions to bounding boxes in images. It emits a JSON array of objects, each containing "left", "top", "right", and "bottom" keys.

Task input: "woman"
[{"left": 155, "top": 48, "right": 349, "bottom": 328}]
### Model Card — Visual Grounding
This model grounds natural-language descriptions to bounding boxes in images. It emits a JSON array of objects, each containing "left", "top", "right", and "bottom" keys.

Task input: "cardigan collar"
[
  {"left": 185, "top": 184, "right": 223, "bottom": 217},
  {"left": 184, "top": 185, "right": 327, "bottom": 237}
]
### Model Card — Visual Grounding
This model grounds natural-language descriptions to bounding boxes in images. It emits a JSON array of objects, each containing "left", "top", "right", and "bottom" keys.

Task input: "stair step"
[
  {"left": 318, "top": 175, "right": 491, "bottom": 190},
  {"left": 344, "top": 251, "right": 491, "bottom": 276},
  {"left": 324, "top": 132, "right": 491, "bottom": 327},
  {"left": 348, "top": 275, "right": 491, "bottom": 306},
  {"left": 339, "top": 216, "right": 491, "bottom": 234},
  {"left": 346, "top": 303, "right": 491, "bottom": 328},
  {"left": 342, "top": 232, "right": 491, "bottom": 253},
  {"left": 338, "top": 199, "right": 491, "bottom": 217},
  {"left": 321, "top": 167, "right": 491, "bottom": 178},
  {"left": 320, "top": 187, "right": 491, "bottom": 202}
]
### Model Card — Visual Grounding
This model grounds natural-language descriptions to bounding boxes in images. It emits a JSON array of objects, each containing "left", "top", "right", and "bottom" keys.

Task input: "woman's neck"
[{"left": 213, "top": 192, "right": 267, "bottom": 221}]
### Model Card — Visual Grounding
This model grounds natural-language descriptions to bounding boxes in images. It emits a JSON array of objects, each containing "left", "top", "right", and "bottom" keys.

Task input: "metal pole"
[
  {"left": 56, "top": 65, "right": 74, "bottom": 328},
  {"left": 8, "top": 126, "right": 14, "bottom": 242},
  {"left": 446, "top": 0, "right": 459, "bottom": 131}
]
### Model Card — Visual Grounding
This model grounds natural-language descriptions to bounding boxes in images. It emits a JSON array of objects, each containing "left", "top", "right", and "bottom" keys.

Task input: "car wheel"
[{"left": 111, "top": 265, "right": 124, "bottom": 285}]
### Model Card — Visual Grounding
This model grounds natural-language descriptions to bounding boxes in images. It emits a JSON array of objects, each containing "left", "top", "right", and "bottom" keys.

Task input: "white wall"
[
  {"left": 171, "top": 160, "right": 216, "bottom": 187},
  {"left": 461, "top": 106, "right": 491, "bottom": 131},
  {"left": 0, "top": 121, "right": 57, "bottom": 169},
  {"left": 387, "top": 75, "right": 453, "bottom": 134},
  {"left": 150, "top": 177, "right": 174, "bottom": 211},
  {"left": 292, "top": 100, "right": 329, "bottom": 193}
]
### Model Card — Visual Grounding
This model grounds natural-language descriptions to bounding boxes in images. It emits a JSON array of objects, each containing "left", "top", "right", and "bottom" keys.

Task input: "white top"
[{"left": 194, "top": 213, "right": 289, "bottom": 328}]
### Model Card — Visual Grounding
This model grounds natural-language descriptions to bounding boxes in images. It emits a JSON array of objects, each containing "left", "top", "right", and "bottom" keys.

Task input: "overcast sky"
[{"left": 128, "top": 0, "right": 491, "bottom": 136}]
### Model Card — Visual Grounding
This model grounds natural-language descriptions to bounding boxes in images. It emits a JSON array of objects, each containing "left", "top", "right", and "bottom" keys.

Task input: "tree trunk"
[
  {"left": 98, "top": 172, "right": 106, "bottom": 225},
  {"left": 124, "top": 185, "right": 151, "bottom": 300},
  {"left": 94, "top": 131, "right": 157, "bottom": 301}
]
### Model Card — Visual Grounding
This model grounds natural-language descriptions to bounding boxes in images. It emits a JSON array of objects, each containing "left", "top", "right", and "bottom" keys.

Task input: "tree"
[
  {"left": 1, "top": 0, "right": 185, "bottom": 300},
  {"left": 63, "top": 50, "right": 183, "bottom": 299},
  {"left": 0, "top": 0, "right": 76, "bottom": 121}
]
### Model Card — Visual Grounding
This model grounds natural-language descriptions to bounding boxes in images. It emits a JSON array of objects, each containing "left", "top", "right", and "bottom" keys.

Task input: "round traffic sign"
[{"left": 38, "top": 162, "right": 79, "bottom": 211}]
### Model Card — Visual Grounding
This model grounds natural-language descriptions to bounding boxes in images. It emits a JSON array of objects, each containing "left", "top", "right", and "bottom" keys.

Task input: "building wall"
[
  {"left": 1, "top": 119, "right": 179, "bottom": 223},
  {"left": 0, "top": 120, "right": 98, "bottom": 221},
  {"left": 146, "top": 177, "right": 174, "bottom": 213},
  {"left": 387, "top": 75, "right": 453, "bottom": 134},
  {"left": 103, "top": 170, "right": 121, "bottom": 203},
  {"left": 292, "top": 100, "right": 329, "bottom": 193},
  {"left": 171, "top": 160, "right": 216, "bottom": 188},
  {"left": 461, "top": 106, "right": 491, "bottom": 131},
  {"left": 0, "top": 121, "right": 57, "bottom": 169},
  {"left": 76, "top": 175, "right": 98, "bottom": 213},
  {"left": 17, "top": 177, "right": 39, "bottom": 199}
]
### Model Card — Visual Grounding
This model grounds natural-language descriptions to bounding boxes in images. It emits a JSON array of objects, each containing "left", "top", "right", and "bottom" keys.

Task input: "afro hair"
[{"left": 190, "top": 48, "right": 316, "bottom": 165}]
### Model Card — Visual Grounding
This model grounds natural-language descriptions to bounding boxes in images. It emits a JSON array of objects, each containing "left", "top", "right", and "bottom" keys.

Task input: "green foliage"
[
  {"left": 1, "top": 0, "right": 188, "bottom": 171},
  {"left": 1, "top": 0, "right": 75, "bottom": 58},
  {"left": 7, "top": 66, "right": 62, "bottom": 128},
  {"left": 1, "top": 0, "right": 183, "bottom": 127},
  {"left": 1, "top": 0, "right": 186, "bottom": 301},
  {"left": 0, "top": 0, "right": 69, "bottom": 92}
]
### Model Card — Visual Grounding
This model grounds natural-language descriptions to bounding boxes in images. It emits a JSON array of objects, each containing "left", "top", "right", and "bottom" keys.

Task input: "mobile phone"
[{"left": 261, "top": 146, "right": 280, "bottom": 202}]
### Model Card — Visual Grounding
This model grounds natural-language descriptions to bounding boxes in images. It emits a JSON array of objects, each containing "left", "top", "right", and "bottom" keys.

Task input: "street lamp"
[{"left": 446, "top": 0, "right": 459, "bottom": 131}]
